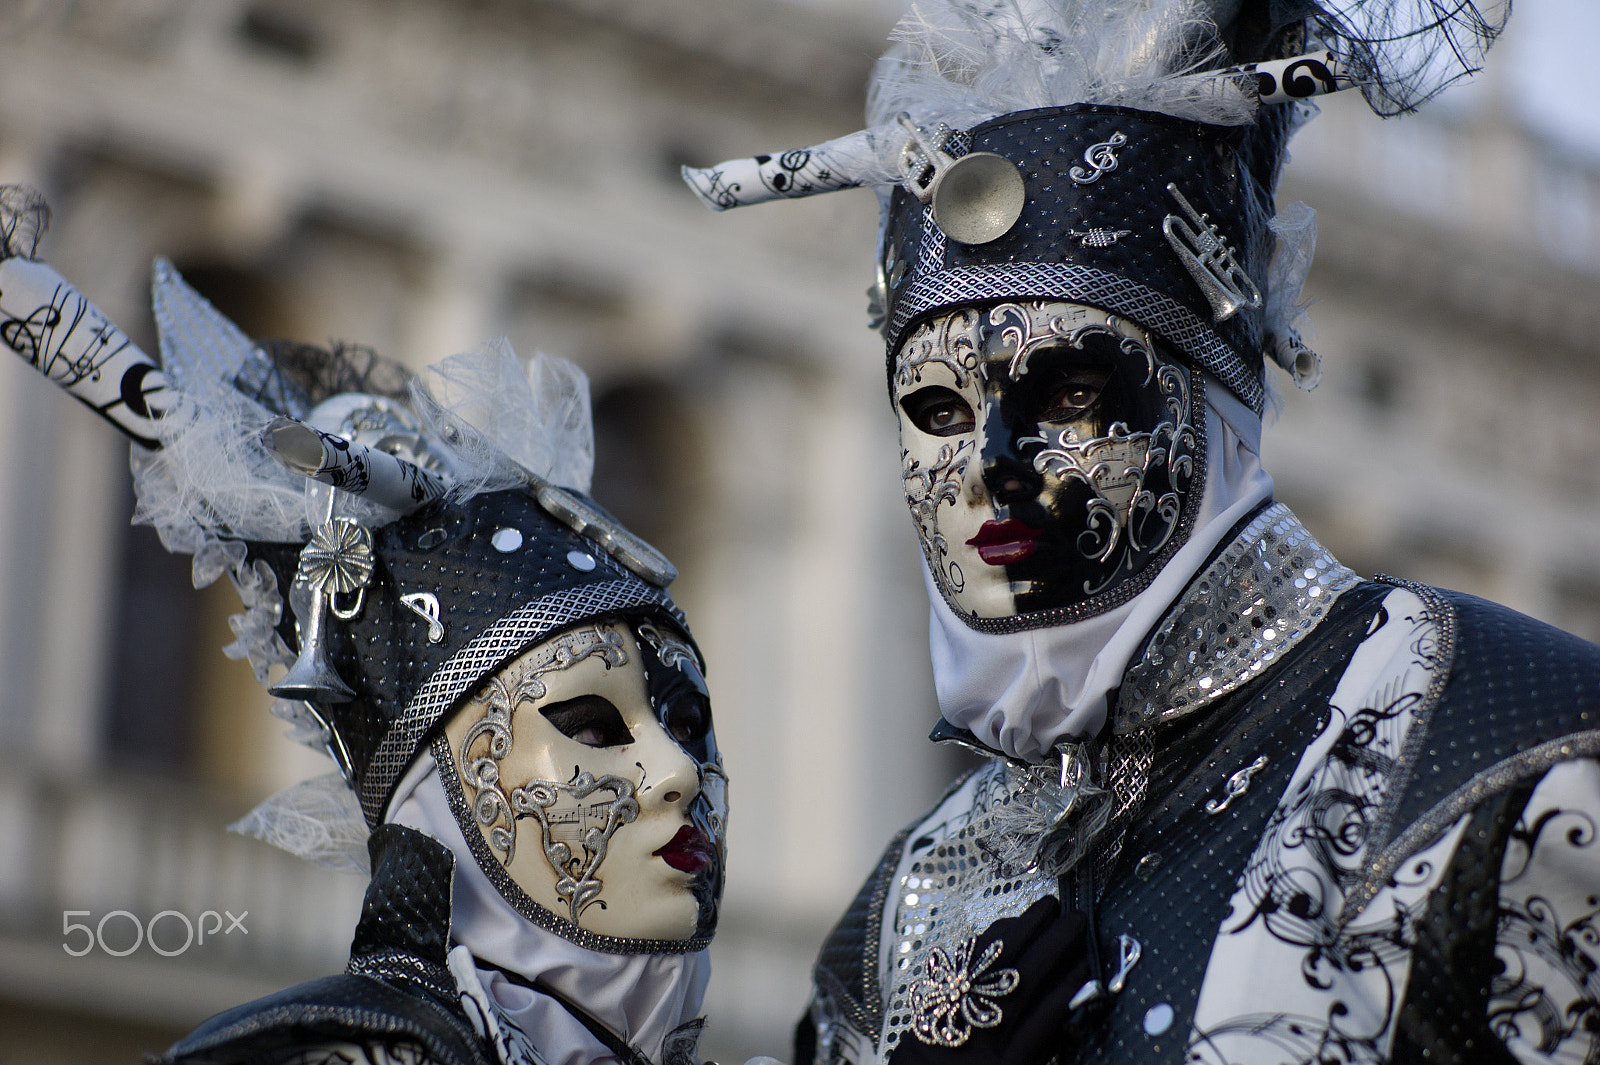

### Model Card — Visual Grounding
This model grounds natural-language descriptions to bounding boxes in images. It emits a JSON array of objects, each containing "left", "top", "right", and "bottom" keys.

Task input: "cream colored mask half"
[{"left": 444, "top": 621, "right": 723, "bottom": 943}]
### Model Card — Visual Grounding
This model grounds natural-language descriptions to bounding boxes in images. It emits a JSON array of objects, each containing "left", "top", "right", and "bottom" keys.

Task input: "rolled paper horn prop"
[
  {"left": 0, "top": 257, "right": 175, "bottom": 449},
  {"left": 681, "top": 129, "right": 879, "bottom": 211},
  {"left": 1165, "top": 49, "right": 1361, "bottom": 105},
  {"left": 262, "top": 416, "right": 449, "bottom": 514}
]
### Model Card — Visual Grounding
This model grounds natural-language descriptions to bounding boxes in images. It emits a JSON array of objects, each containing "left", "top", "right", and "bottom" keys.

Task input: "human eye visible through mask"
[
  {"left": 902, "top": 386, "right": 976, "bottom": 436},
  {"left": 540, "top": 694, "right": 635, "bottom": 747}
]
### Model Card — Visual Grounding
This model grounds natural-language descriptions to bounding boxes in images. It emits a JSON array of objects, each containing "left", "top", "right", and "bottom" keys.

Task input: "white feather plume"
[{"left": 866, "top": 0, "right": 1258, "bottom": 145}]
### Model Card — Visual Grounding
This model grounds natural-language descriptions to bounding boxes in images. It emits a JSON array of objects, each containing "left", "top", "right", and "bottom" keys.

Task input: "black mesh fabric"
[
  {"left": 1390, "top": 785, "right": 1531, "bottom": 1065},
  {"left": 161, "top": 826, "right": 491, "bottom": 1065},
  {"left": 158, "top": 975, "right": 492, "bottom": 1065},
  {"left": 1386, "top": 589, "right": 1600, "bottom": 840},
  {"left": 1071, "top": 582, "right": 1388, "bottom": 1065},
  {"left": 800, "top": 579, "right": 1600, "bottom": 1064}
]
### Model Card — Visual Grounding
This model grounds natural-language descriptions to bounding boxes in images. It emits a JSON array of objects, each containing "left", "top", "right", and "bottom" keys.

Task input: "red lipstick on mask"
[
  {"left": 966, "top": 519, "right": 1042, "bottom": 565},
  {"left": 653, "top": 825, "right": 713, "bottom": 874}
]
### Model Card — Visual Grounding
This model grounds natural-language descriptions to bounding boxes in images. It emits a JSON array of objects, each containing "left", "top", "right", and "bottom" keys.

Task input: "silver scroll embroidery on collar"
[{"left": 1114, "top": 501, "right": 1360, "bottom": 732}]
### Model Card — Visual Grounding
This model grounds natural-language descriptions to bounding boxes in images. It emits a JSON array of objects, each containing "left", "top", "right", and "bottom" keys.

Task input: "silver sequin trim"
[
  {"left": 880, "top": 762, "right": 1059, "bottom": 1057},
  {"left": 358, "top": 579, "right": 678, "bottom": 825},
  {"left": 886, "top": 262, "right": 1264, "bottom": 414},
  {"left": 1114, "top": 502, "right": 1360, "bottom": 732}
]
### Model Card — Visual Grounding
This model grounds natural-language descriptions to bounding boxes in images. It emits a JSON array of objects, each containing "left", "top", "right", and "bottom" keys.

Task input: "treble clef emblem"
[{"left": 1069, "top": 131, "right": 1128, "bottom": 185}]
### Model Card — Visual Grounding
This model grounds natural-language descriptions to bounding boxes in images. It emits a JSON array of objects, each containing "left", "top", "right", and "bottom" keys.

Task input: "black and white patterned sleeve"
[{"left": 1493, "top": 756, "right": 1600, "bottom": 1064}]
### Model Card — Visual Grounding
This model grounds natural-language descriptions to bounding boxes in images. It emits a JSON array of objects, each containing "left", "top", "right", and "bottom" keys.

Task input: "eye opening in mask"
[
  {"left": 1038, "top": 367, "right": 1112, "bottom": 423},
  {"left": 540, "top": 694, "right": 635, "bottom": 748},
  {"left": 900, "top": 385, "right": 976, "bottom": 436},
  {"left": 661, "top": 693, "right": 711, "bottom": 746}
]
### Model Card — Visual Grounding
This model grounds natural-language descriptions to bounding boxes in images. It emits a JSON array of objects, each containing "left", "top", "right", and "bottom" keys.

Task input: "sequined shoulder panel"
[{"left": 1115, "top": 502, "right": 1360, "bottom": 732}]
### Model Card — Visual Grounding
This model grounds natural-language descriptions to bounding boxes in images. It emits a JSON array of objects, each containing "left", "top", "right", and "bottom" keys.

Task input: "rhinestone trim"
[
  {"left": 887, "top": 262, "right": 1265, "bottom": 414},
  {"left": 432, "top": 734, "right": 712, "bottom": 956},
  {"left": 1114, "top": 502, "right": 1361, "bottom": 732},
  {"left": 358, "top": 579, "right": 679, "bottom": 825},
  {"left": 347, "top": 949, "right": 456, "bottom": 1002}
]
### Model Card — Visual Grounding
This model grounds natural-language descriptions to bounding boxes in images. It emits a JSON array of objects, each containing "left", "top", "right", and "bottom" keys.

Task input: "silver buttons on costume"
[
  {"left": 1134, "top": 852, "right": 1162, "bottom": 880},
  {"left": 490, "top": 527, "right": 523, "bottom": 552},
  {"left": 566, "top": 550, "right": 597, "bottom": 572},
  {"left": 1143, "top": 1002, "right": 1175, "bottom": 1035}
]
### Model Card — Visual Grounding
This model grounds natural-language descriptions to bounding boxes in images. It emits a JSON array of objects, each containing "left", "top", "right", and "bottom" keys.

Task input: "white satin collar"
[{"left": 387, "top": 754, "right": 711, "bottom": 1065}]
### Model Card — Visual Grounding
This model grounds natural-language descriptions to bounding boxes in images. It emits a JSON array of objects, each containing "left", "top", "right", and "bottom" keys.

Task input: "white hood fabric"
[
  {"left": 928, "top": 378, "right": 1274, "bottom": 761},
  {"left": 387, "top": 754, "right": 712, "bottom": 1065}
]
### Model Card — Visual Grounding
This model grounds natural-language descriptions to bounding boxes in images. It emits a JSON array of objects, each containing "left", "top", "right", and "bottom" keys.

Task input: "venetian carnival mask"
[
  {"left": 443, "top": 618, "right": 725, "bottom": 946},
  {"left": 894, "top": 300, "right": 1201, "bottom": 628}
]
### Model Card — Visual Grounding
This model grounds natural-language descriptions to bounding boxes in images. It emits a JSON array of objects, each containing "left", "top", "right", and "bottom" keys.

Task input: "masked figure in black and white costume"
[
  {"left": 687, "top": 0, "right": 1600, "bottom": 1062},
  {"left": 0, "top": 194, "right": 759, "bottom": 1065}
]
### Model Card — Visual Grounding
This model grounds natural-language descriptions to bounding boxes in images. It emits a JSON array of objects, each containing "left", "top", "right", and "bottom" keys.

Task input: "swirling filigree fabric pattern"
[
  {"left": 1188, "top": 587, "right": 1470, "bottom": 1064},
  {"left": 1489, "top": 758, "right": 1600, "bottom": 1064}
]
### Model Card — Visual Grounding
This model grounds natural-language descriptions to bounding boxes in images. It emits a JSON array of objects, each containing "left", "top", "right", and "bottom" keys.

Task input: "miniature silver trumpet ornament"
[
  {"left": 271, "top": 516, "right": 375, "bottom": 703},
  {"left": 896, "top": 113, "right": 1026, "bottom": 246}
]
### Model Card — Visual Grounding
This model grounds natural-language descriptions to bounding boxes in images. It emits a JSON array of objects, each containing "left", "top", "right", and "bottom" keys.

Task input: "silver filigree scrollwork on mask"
[
  {"left": 987, "top": 304, "right": 1155, "bottom": 384},
  {"left": 895, "top": 308, "right": 983, "bottom": 391},
  {"left": 510, "top": 771, "right": 641, "bottom": 921},
  {"left": 636, "top": 620, "right": 699, "bottom": 675},
  {"left": 1017, "top": 321, "right": 1196, "bottom": 597},
  {"left": 903, "top": 441, "right": 972, "bottom": 591},
  {"left": 457, "top": 626, "right": 628, "bottom": 867}
]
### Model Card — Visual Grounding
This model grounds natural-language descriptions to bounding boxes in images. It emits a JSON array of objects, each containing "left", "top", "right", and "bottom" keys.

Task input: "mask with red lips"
[
  {"left": 442, "top": 618, "right": 725, "bottom": 949},
  {"left": 894, "top": 300, "right": 1202, "bottom": 631}
]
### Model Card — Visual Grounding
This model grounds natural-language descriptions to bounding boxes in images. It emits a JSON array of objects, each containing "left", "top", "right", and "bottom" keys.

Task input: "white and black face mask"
[
  {"left": 894, "top": 300, "right": 1203, "bottom": 632},
  {"left": 440, "top": 618, "right": 725, "bottom": 954}
]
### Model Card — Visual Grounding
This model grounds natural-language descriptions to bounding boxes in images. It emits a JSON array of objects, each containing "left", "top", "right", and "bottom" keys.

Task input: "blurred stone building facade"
[{"left": 0, "top": 1, "right": 1594, "bottom": 1063}]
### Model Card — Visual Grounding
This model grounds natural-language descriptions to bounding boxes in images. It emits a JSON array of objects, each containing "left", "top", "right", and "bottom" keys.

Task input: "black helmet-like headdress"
[{"left": 682, "top": 0, "right": 1508, "bottom": 412}]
